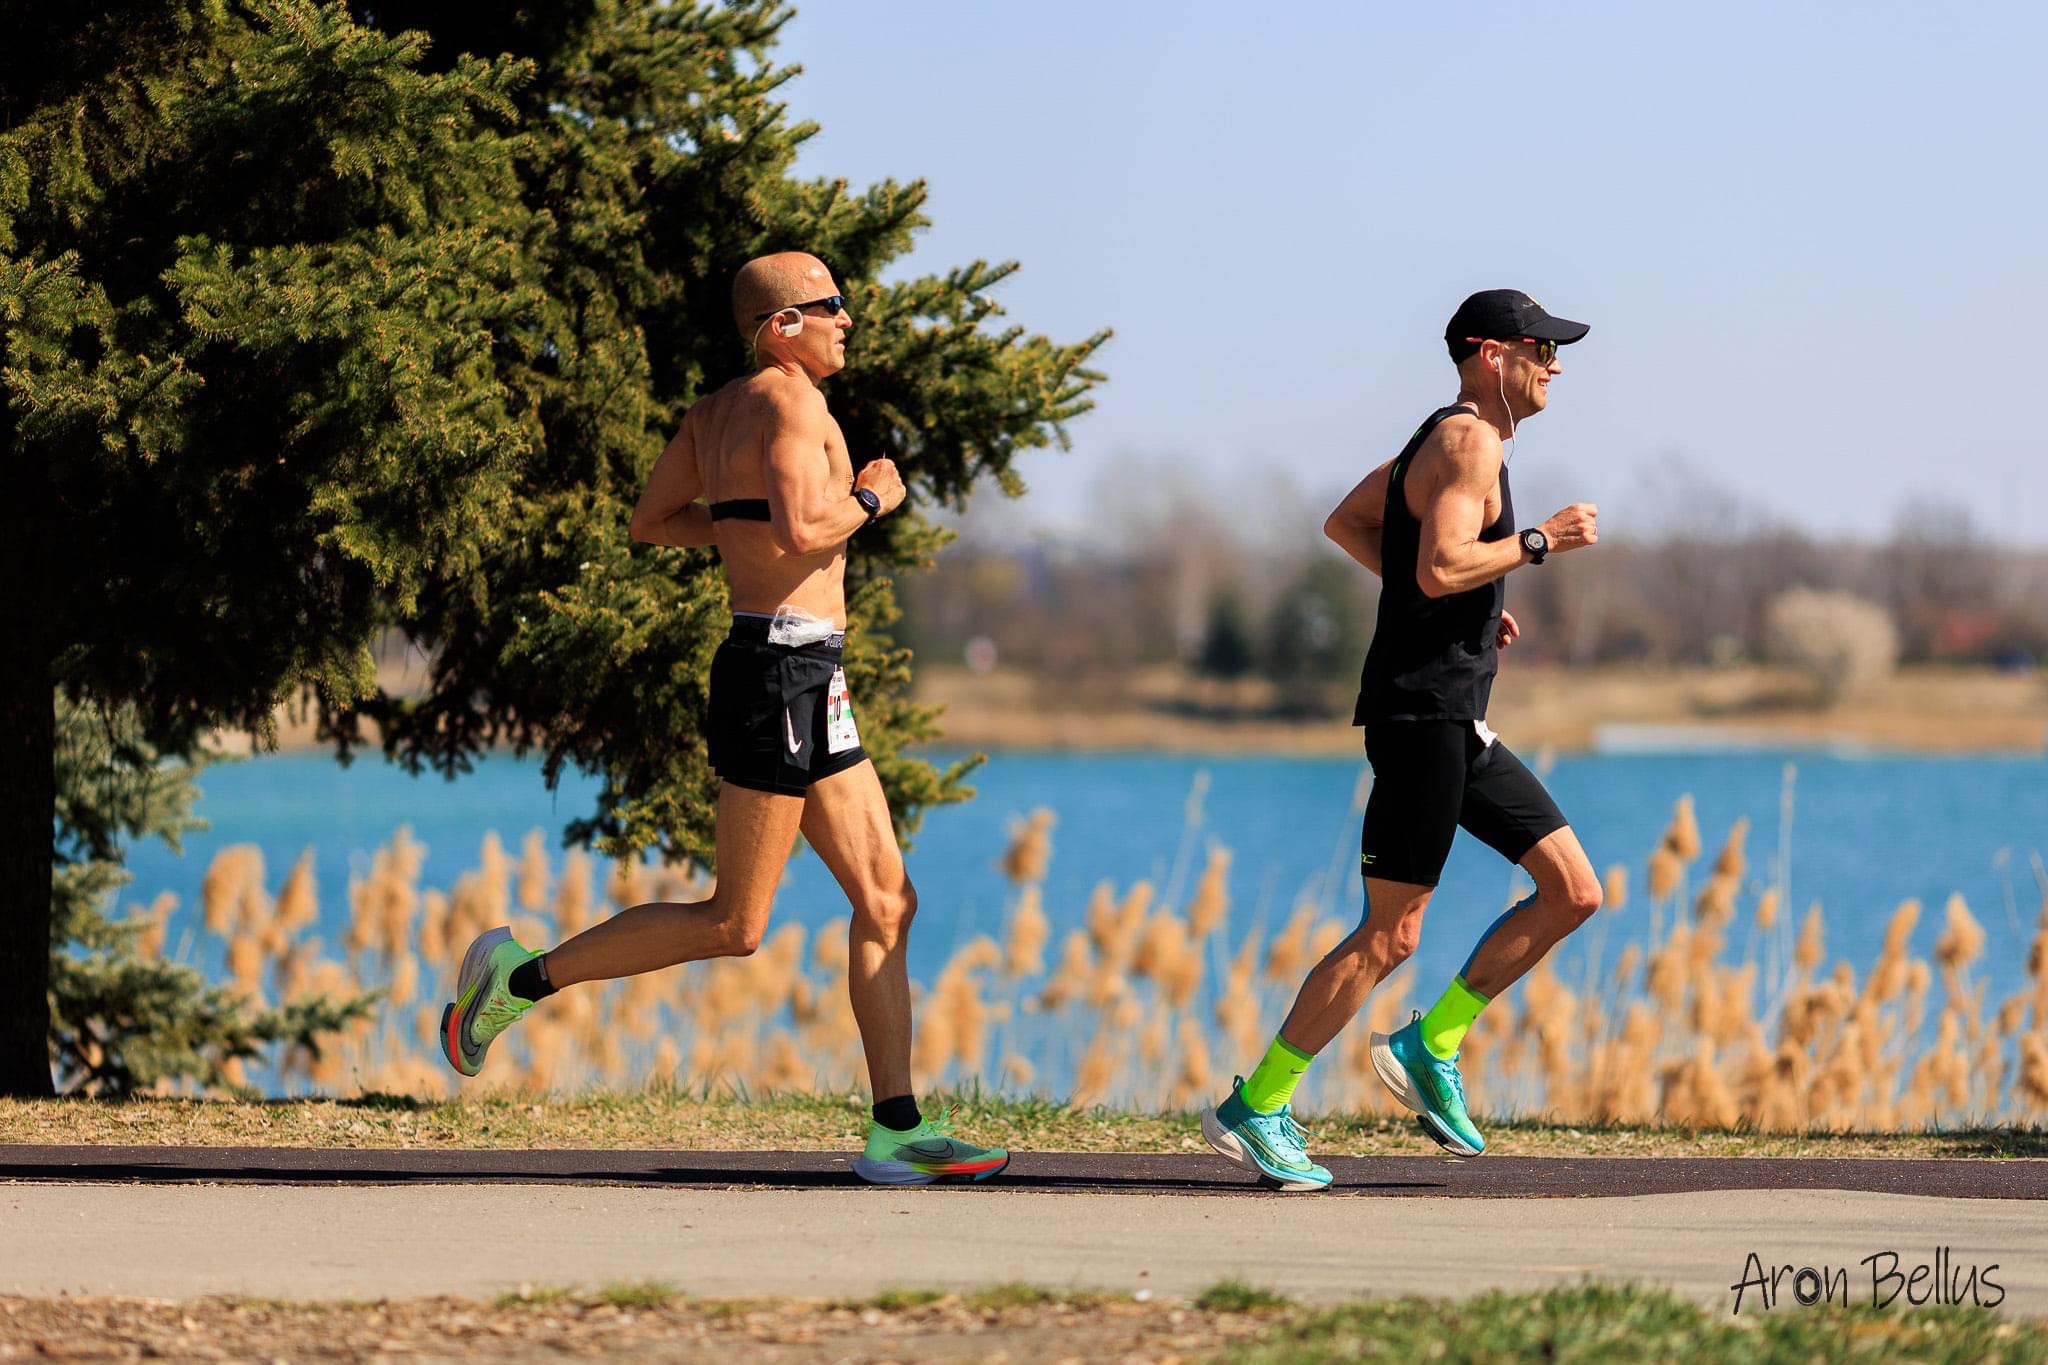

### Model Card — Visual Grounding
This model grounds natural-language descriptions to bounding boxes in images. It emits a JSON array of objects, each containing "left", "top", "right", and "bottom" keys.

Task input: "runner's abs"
[{"left": 709, "top": 519, "right": 851, "bottom": 627}]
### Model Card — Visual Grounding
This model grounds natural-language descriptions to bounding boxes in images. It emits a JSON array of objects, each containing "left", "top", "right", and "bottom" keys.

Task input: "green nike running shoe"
[
  {"left": 852, "top": 1111, "right": 1010, "bottom": 1185},
  {"left": 438, "top": 927, "right": 542, "bottom": 1078},
  {"left": 1372, "top": 1012, "right": 1486, "bottom": 1156},
  {"left": 1200, "top": 1077, "right": 1333, "bottom": 1191}
]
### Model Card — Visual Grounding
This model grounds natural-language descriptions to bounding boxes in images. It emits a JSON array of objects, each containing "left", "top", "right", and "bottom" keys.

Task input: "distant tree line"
[{"left": 898, "top": 497, "right": 2048, "bottom": 708}]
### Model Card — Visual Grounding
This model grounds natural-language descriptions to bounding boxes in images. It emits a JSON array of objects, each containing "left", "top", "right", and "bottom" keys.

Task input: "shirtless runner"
[
  {"left": 435, "top": 252, "right": 1009, "bottom": 1185},
  {"left": 1201, "top": 289, "right": 1603, "bottom": 1189}
]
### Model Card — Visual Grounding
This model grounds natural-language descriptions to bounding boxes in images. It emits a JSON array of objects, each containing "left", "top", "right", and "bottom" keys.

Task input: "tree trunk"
[
  {"left": 0, "top": 638, "right": 54, "bottom": 1097},
  {"left": 0, "top": 394, "right": 54, "bottom": 1096}
]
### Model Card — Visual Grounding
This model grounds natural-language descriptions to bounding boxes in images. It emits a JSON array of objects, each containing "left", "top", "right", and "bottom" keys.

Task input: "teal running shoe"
[
  {"left": 1200, "top": 1077, "right": 1332, "bottom": 1191},
  {"left": 438, "top": 926, "right": 542, "bottom": 1078},
  {"left": 1371, "top": 1012, "right": 1485, "bottom": 1156},
  {"left": 853, "top": 1110, "right": 1010, "bottom": 1185}
]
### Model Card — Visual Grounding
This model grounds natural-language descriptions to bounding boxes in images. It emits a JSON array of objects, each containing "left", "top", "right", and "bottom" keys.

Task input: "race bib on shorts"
[{"left": 825, "top": 667, "right": 861, "bottom": 754}]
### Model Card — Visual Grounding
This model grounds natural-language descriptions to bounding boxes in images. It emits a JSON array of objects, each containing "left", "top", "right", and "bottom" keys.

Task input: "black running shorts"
[
  {"left": 1359, "top": 720, "right": 1567, "bottom": 887},
  {"left": 707, "top": 619, "right": 870, "bottom": 797}
]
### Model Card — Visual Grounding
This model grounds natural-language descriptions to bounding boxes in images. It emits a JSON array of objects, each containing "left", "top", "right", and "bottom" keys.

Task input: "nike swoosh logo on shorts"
[{"left": 785, "top": 708, "right": 801, "bottom": 754}]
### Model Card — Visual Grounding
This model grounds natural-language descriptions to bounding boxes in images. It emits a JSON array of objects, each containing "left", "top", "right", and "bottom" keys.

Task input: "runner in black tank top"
[
  {"left": 1201, "top": 291, "right": 1606, "bottom": 1188},
  {"left": 1355, "top": 403, "right": 1514, "bottom": 723}
]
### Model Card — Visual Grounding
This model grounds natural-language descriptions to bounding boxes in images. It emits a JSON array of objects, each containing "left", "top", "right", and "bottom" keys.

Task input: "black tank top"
[{"left": 1353, "top": 404, "right": 1515, "bottom": 723}]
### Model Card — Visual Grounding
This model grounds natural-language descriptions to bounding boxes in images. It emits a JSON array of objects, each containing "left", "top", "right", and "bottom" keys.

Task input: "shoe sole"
[
  {"left": 1370, "top": 1032, "right": 1483, "bottom": 1158},
  {"left": 1200, "top": 1108, "right": 1329, "bottom": 1192},
  {"left": 439, "top": 926, "right": 512, "bottom": 1078},
  {"left": 852, "top": 1153, "right": 1011, "bottom": 1186}
]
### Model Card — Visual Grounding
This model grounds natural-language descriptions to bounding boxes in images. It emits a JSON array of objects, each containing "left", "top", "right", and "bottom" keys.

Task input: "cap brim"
[{"left": 1523, "top": 314, "right": 1590, "bottom": 344}]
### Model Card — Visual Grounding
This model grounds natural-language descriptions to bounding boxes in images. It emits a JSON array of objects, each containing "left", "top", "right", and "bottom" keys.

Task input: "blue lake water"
[{"left": 122, "top": 747, "right": 2047, "bottom": 1007}]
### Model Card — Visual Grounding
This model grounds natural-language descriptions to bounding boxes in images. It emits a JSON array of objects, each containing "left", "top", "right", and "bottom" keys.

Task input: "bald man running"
[{"left": 435, "top": 252, "right": 1009, "bottom": 1186}]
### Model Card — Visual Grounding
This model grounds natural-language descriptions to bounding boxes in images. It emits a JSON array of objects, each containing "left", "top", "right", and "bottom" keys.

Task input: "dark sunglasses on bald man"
[
  {"left": 755, "top": 294, "right": 846, "bottom": 321},
  {"left": 1464, "top": 336, "right": 1558, "bottom": 365}
]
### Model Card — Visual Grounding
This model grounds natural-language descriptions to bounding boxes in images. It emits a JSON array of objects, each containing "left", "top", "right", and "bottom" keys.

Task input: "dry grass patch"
[{"left": 4, "top": 1090, "right": 2042, "bottom": 1158}]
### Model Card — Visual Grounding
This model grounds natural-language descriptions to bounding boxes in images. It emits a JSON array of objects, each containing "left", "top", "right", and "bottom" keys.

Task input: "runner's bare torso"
[
  {"left": 693, "top": 373, "right": 856, "bottom": 623},
  {"left": 632, "top": 372, "right": 901, "bottom": 629}
]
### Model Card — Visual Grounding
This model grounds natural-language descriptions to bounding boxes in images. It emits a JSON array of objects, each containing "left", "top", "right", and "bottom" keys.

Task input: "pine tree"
[
  {"left": 51, "top": 693, "right": 371, "bottom": 1095},
  {"left": 1, "top": 2, "right": 1104, "bottom": 1095},
  {"left": 326, "top": 2, "right": 1106, "bottom": 857}
]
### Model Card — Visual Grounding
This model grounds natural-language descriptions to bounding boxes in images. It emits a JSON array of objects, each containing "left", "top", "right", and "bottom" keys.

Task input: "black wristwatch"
[
  {"left": 1519, "top": 527, "right": 1549, "bottom": 564},
  {"left": 853, "top": 487, "right": 882, "bottom": 525}
]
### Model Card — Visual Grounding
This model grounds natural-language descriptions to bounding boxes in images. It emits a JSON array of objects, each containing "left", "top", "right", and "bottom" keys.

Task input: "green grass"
[
  {"left": 827, "top": 1284, "right": 1121, "bottom": 1314},
  {"left": 847, "top": 1288, "right": 945, "bottom": 1311},
  {"left": 962, "top": 1284, "right": 1062, "bottom": 1310},
  {"left": 8, "top": 1089, "right": 2043, "bottom": 1158},
  {"left": 1193, "top": 1279, "right": 1295, "bottom": 1313},
  {"left": 1220, "top": 1283, "right": 2047, "bottom": 1363},
  {"left": 959, "top": 1283, "right": 1130, "bottom": 1311},
  {"left": 489, "top": 1282, "right": 675, "bottom": 1311},
  {"left": 595, "top": 1282, "right": 676, "bottom": 1310},
  {"left": 491, "top": 1284, "right": 578, "bottom": 1310}
]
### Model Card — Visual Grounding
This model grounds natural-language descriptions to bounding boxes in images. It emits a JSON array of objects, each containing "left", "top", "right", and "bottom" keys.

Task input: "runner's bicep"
[
  {"left": 1418, "top": 477, "right": 1490, "bottom": 563},
  {"left": 1415, "top": 449, "right": 1497, "bottom": 589},
  {"left": 762, "top": 400, "right": 834, "bottom": 542}
]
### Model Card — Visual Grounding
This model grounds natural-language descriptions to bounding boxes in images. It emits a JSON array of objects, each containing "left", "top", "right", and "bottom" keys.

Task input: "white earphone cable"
[{"left": 1498, "top": 347, "right": 1517, "bottom": 465}]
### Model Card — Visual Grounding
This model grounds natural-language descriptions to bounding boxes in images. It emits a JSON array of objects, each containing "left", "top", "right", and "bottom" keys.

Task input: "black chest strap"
[{"left": 709, "top": 499, "right": 770, "bottom": 522}]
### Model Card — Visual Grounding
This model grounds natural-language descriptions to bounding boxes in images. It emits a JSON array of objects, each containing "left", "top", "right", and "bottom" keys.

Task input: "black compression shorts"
[
  {"left": 707, "top": 618, "right": 870, "bottom": 797},
  {"left": 1359, "top": 720, "right": 1567, "bottom": 887}
]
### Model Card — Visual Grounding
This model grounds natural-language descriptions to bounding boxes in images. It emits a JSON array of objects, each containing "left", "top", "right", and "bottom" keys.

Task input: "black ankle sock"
[
  {"left": 508, "top": 954, "right": 556, "bottom": 1003},
  {"left": 872, "top": 1094, "right": 922, "bottom": 1133}
]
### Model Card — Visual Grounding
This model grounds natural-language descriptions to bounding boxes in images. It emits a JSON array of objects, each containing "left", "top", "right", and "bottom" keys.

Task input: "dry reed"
[{"left": 138, "top": 780, "right": 2048, "bottom": 1133}]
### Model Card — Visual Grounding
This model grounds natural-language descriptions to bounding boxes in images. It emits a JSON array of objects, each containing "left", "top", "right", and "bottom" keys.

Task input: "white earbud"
[{"left": 751, "top": 307, "right": 805, "bottom": 350}]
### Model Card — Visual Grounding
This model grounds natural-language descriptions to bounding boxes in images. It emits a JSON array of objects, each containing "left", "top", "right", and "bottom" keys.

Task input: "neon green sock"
[
  {"left": 1240, "top": 1034, "right": 1315, "bottom": 1114},
  {"left": 1419, "top": 976, "right": 1491, "bottom": 1059}
]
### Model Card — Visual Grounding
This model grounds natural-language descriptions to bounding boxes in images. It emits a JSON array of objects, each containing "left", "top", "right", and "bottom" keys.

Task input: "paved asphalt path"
[{"left": 5, "top": 1150, "right": 2043, "bottom": 1310}]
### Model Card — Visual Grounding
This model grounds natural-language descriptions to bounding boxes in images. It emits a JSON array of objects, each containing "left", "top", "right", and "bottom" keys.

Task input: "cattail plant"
[{"left": 155, "top": 774, "right": 2045, "bottom": 1129}]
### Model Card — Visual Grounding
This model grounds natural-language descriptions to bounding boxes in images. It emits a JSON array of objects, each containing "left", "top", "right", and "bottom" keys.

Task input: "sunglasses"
[
  {"left": 1465, "top": 336, "right": 1558, "bottom": 365},
  {"left": 755, "top": 294, "right": 847, "bottom": 321}
]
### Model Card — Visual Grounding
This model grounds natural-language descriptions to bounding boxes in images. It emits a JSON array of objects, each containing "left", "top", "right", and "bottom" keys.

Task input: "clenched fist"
[
  {"left": 855, "top": 459, "right": 906, "bottom": 517},
  {"left": 1541, "top": 502, "right": 1599, "bottom": 553}
]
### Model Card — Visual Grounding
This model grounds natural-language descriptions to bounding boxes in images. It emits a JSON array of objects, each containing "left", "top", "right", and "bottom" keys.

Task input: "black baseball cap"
[{"left": 1445, "top": 289, "right": 1590, "bottom": 346}]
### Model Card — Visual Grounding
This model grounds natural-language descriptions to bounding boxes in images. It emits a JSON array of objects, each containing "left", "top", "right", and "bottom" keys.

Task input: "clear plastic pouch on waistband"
[{"left": 767, "top": 603, "right": 838, "bottom": 647}]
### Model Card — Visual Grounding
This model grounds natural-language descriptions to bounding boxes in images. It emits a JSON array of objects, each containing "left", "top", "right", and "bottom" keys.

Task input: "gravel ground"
[{"left": 1, "top": 1290, "right": 1279, "bottom": 1363}]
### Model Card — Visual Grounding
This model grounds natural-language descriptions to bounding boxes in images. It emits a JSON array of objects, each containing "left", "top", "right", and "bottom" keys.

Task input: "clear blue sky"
[{"left": 773, "top": 1, "right": 2045, "bottom": 544}]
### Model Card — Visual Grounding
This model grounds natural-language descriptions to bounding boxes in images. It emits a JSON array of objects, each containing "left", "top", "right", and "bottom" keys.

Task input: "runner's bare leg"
[
  {"left": 800, "top": 760, "right": 915, "bottom": 1101},
  {"left": 1273, "top": 877, "right": 1433, "bottom": 1055},
  {"left": 1460, "top": 825, "right": 1602, "bottom": 997},
  {"left": 542, "top": 782, "right": 806, "bottom": 987}
]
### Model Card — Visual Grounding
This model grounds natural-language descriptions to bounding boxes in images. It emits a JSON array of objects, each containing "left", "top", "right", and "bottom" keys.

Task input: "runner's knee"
[
  {"left": 1359, "top": 906, "right": 1424, "bottom": 967},
  {"left": 716, "top": 914, "right": 769, "bottom": 958},
  {"left": 857, "top": 883, "right": 918, "bottom": 944},
  {"left": 1387, "top": 914, "right": 1424, "bottom": 965},
  {"left": 1551, "top": 864, "right": 1601, "bottom": 925}
]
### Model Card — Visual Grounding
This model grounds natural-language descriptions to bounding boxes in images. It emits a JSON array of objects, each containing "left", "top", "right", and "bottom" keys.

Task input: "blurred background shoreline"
[
  {"left": 218, "top": 660, "right": 2046, "bottom": 758},
  {"left": 913, "top": 661, "right": 2045, "bottom": 756}
]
